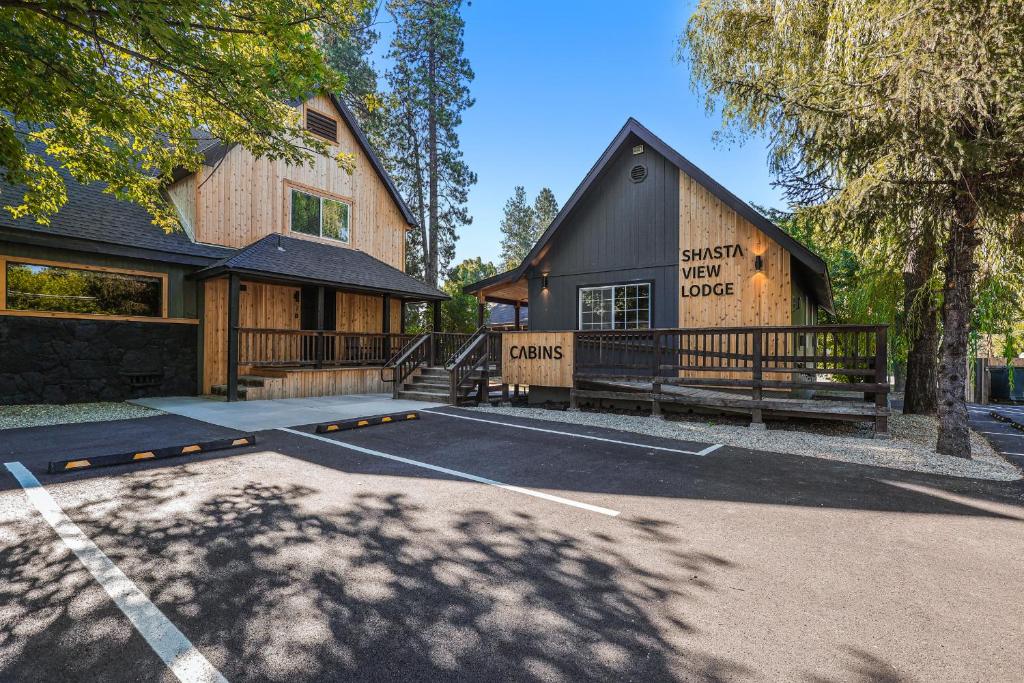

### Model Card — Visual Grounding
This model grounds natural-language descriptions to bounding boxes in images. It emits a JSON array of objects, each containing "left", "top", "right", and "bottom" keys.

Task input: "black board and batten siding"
[{"left": 526, "top": 137, "right": 680, "bottom": 331}]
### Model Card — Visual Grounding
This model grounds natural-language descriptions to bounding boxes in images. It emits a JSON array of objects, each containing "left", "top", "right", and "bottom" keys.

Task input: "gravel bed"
[
  {"left": 466, "top": 405, "right": 1022, "bottom": 481},
  {"left": 0, "top": 402, "right": 164, "bottom": 430}
]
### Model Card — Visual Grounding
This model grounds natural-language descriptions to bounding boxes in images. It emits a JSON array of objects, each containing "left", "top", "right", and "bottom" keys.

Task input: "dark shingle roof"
[
  {"left": 195, "top": 234, "right": 447, "bottom": 301},
  {"left": 0, "top": 140, "right": 234, "bottom": 262}
]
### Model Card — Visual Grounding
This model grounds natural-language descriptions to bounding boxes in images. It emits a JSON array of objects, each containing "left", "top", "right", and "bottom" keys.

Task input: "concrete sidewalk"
[{"left": 131, "top": 393, "right": 441, "bottom": 431}]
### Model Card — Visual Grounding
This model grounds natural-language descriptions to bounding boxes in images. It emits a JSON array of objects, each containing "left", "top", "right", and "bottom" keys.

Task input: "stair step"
[
  {"left": 409, "top": 379, "right": 449, "bottom": 389},
  {"left": 211, "top": 384, "right": 248, "bottom": 399},
  {"left": 397, "top": 390, "right": 450, "bottom": 403}
]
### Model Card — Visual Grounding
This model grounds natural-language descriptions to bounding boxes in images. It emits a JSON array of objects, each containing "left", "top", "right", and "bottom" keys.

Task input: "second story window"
[{"left": 290, "top": 189, "right": 350, "bottom": 243}]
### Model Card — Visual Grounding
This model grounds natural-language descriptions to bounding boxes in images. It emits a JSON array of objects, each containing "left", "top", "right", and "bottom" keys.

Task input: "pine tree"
[
  {"left": 381, "top": 0, "right": 476, "bottom": 287},
  {"left": 499, "top": 186, "right": 536, "bottom": 271},
  {"left": 321, "top": 3, "right": 385, "bottom": 135},
  {"left": 532, "top": 187, "right": 560, "bottom": 234}
]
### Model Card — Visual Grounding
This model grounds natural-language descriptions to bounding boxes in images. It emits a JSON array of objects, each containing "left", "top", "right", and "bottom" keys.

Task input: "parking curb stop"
[
  {"left": 316, "top": 411, "right": 420, "bottom": 434},
  {"left": 47, "top": 434, "right": 257, "bottom": 474}
]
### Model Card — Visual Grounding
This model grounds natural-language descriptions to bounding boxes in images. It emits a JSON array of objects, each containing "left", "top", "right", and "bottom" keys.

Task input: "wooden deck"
[{"left": 573, "top": 378, "right": 889, "bottom": 423}]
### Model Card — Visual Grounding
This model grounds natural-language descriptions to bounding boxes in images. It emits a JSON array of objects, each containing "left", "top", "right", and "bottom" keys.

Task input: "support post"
[
  {"left": 476, "top": 300, "right": 485, "bottom": 329},
  {"left": 652, "top": 331, "right": 662, "bottom": 417},
  {"left": 432, "top": 300, "right": 441, "bottom": 332},
  {"left": 226, "top": 274, "right": 240, "bottom": 402},
  {"left": 382, "top": 294, "right": 391, "bottom": 334},
  {"left": 514, "top": 302, "right": 521, "bottom": 330},
  {"left": 315, "top": 285, "right": 325, "bottom": 369},
  {"left": 399, "top": 300, "right": 406, "bottom": 334},
  {"left": 874, "top": 326, "right": 890, "bottom": 438},
  {"left": 750, "top": 330, "right": 764, "bottom": 429}
]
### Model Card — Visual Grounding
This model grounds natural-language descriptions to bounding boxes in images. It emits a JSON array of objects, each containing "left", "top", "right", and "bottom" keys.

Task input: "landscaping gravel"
[
  {"left": 0, "top": 402, "right": 164, "bottom": 430},
  {"left": 467, "top": 405, "right": 1022, "bottom": 481}
]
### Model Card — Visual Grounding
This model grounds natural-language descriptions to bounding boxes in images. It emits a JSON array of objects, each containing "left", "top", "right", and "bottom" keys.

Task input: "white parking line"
[
  {"left": 3, "top": 462, "right": 227, "bottom": 683},
  {"left": 277, "top": 428, "right": 620, "bottom": 517},
  {"left": 421, "top": 409, "right": 723, "bottom": 456},
  {"left": 977, "top": 431, "right": 1024, "bottom": 437}
]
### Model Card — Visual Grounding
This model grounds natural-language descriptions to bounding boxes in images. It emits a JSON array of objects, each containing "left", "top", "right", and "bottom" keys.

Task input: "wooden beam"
[
  {"left": 382, "top": 294, "right": 391, "bottom": 334},
  {"left": 432, "top": 300, "right": 441, "bottom": 332},
  {"left": 477, "top": 301, "right": 485, "bottom": 328},
  {"left": 227, "top": 273, "right": 240, "bottom": 402}
]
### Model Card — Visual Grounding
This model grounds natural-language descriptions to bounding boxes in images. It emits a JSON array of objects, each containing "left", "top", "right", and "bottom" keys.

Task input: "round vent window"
[{"left": 630, "top": 164, "right": 648, "bottom": 183}]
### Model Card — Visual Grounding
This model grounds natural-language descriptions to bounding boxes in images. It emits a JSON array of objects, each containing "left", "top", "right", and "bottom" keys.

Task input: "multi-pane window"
[
  {"left": 5, "top": 262, "right": 162, "bottom": 317},
  {"left": 290, "top": 189, "right": 350, "bottom": 243},
  {"left": 578, "top": 283, "right": 651, "bottom": 330}
]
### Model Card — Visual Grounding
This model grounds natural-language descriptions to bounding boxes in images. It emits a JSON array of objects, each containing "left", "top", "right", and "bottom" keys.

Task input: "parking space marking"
[
  {"left": 977, "top": 431, "right": 1024, "bottom": 437},
  {"left": 277, "top": 428, "right": 621, "bottom": 517},
  {"left": 3, "top": 462, "right": 228, "bottom": 683},
  {"left": 421, "top": 410, "right": 723, "bottom": 456}
]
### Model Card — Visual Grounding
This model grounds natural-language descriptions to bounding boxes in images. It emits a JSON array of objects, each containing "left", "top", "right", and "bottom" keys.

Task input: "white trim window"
[
  {"left": 290, "top": 188, "right": 350, "bottom": 243},
  {"left": 578, "top": 283, "right": 651, "bottom": 330}
]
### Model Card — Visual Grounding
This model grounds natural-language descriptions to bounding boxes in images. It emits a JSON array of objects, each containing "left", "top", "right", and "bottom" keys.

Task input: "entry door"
[{"left": 300, "top": 287, "right": 337, "bottom": 362}]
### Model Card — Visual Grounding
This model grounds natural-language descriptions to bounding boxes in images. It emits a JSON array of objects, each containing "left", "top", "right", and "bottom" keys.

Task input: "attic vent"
[
  {"left": 629, "top": 164, "right": 648, "bottom": 183},
  {"left": 306, "top": 109, "right": 338, "bottom": 142},
  {"left": 632, "top": 144, "right": 645, "bottom": 155}
]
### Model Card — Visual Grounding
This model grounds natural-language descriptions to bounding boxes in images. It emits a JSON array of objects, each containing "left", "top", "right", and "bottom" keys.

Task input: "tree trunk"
[
  {"left": 426, "top": 23, "right": 439, "bottom": 288},
  {"left": 902, "top": 227, "right": 939, "bottom": 414},
  {"left": 935, "top": 193, "right": 980, "bottom": 457}
]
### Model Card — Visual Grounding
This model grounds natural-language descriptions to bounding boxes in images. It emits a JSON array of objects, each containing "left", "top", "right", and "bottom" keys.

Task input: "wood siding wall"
[
  {"left": 188, "top": 94, "right": 407, "bottom": 270},
  {"left": 678, "top": 171, "right": 791, "bottom": 328},
  {"left": 201, "top": 279, "right": 400, "bottom": 392}
]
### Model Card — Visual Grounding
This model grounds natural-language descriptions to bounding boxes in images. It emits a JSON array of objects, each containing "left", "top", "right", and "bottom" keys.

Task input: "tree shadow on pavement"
[{"left": 1, "top": 466, "right": 756, "bottom": 682}]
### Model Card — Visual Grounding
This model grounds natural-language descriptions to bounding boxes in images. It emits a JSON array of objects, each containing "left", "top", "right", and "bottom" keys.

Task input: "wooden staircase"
[{"left": 395, "top": 364, "right": 500, "bottom": 405}]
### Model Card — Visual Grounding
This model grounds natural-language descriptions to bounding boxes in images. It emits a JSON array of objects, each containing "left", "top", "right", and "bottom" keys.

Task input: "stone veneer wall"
[{"left": 0, "top": 316, "right": 197, "bottom": 405}]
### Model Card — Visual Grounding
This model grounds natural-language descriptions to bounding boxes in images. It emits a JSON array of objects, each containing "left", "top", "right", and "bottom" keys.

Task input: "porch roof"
[{"left": 193, "top": 234, "right": 448, "bottom": 301}]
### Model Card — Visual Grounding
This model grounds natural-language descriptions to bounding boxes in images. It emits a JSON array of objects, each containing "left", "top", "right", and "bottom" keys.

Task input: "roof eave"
[{"left": 193, "top": 264, "right": 448, "bottom": 301}]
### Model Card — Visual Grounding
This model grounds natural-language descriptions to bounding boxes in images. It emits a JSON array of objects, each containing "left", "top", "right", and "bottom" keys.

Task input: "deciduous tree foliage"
[
  {"left": 441, "top": 256, "right": 496, "bottom": 332},
  {"left": 1, "top": 0, "right": 365, "bottom": 232},
  {"left": 683, "top": 0, "right": 1024, "bottom": 457}
]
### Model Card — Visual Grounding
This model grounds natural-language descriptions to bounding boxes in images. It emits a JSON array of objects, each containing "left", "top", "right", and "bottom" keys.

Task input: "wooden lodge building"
[
  {"left": 464, "top": 119, "right": 891, "bottom": 435},
  {"left": 0, "top": 94, "right": 447, "bottom": 404}
]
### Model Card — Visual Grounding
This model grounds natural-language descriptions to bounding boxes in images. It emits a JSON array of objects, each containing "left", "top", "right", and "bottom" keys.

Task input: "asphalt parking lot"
[
  {"left": 970, "top": 403, "right": 1024, "bottom": 468},
  {"left": 2, "top": 407, "right": 1023, "bottom": 682}
]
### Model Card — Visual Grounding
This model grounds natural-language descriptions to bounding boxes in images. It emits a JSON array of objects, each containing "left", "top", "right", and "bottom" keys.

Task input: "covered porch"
[{"left": 193, "top": 234, "right": 447, "bottom": 400}]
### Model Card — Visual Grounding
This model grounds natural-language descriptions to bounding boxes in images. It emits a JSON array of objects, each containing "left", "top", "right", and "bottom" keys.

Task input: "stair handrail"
[
  {"left": 445, "top": 326, "right": 488, "bottom": 371},
  {"left": 380, "top": 332, "right": 429, "bottom": 388},
  {"left": 447, "top": 330, "right": 500, "bottom": 405}
]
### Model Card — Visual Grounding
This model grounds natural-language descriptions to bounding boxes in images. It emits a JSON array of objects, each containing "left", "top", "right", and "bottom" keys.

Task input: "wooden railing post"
[
  {"left": 750, "top": 330, "right": 764, "bottom": 428},
  {"left": 226, "top": 273, "right": 240, "bottom": 402},
  {"left": 874, "top": 326, "right": 889, "bottom": 437},
  {"left": 651, "top": 331, "right": 662, "bottom": 416}
]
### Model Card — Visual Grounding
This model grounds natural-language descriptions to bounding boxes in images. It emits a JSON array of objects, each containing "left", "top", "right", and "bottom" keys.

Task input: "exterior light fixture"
[
  {"left": 754, "top": 255, "right": 764, "bottom": 272},
  {"left": 542, "top": 273, "right": 550, "bottom": 289}
]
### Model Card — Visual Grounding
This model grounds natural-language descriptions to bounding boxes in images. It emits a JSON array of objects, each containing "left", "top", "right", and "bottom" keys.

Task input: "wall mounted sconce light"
[
  {"left": 541, "top": 273, "right": 550, "bottom": 289},
  {"left": 754, "top": 255, "right": 764, "bottom": 272}
]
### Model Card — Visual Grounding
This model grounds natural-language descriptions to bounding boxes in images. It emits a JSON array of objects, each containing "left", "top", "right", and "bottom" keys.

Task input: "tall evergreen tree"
[
  {"left": 321, "top": 2, "right": 385, "bottom": 133},
  {"left": 532, "top": 187, "right": 560, "bottom": 234},
  {"left": 499, "top": 186, "right": 536, "bottom": 271},
  {"left": 683, "top": 0, "right": 1024, "bottom": 457},
  {"left": 381, "top": 0, "right": 476, "bottom": 287}
]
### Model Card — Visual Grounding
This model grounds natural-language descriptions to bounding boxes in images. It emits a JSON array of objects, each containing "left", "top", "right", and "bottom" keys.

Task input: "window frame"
[
  {"left": 577, "top": 281, "right": 652, "bottom": 331},
  {"left": 285, "top": 182, "right": 353, "bottom": 245},
  {"left": 0, "top": 256, "right": 170, "bottom": 321}
]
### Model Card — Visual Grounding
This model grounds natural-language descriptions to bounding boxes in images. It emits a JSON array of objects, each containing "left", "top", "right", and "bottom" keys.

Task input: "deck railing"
[
  {"left": 574, "top": 325, "right": 888, "bottom": 391},
  {"left": 237, "top": 328, "right": 416, "bottom": 368}
]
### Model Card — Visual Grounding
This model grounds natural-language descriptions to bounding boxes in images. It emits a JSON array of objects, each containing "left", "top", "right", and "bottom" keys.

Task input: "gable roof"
[
  {"left": 193, "top": 234, "right": 447, "bottom": 301},
  {"left": 466, "top": 118, "right": 834, "bottom": 313},
  {"left": 176, "top": 94, "right": 418, "bottom": 228},
  {"left": 0, "top": 138, "right": 235, "bottom": 265}
]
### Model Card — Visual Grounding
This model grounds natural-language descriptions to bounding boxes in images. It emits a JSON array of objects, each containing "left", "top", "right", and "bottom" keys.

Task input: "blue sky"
[{"left": 376, "top": 1, "right": 785, "bottom": 267}]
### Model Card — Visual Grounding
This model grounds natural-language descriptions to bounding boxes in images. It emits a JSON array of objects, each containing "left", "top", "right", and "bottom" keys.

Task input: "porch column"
[
  {"left": 226, "top": 273, "right": 240, "bottom": 402},
  {"left": 382, "top": 294, "right": 391, "bottom": 334},
  {"left": 432, "top": 300, "right": 441, "bottom": 332},
  {"left": 399, "top": 300, "right": 406, "bottom": 334},
  {"left": 315, "top": 286, "right": 325, "bottom": 368},
  {"left": 476, "top": 299, "right": 485, "bottom": 328},
  {"left": 514, "top": 302, "right": 521, "bottom": 330}
]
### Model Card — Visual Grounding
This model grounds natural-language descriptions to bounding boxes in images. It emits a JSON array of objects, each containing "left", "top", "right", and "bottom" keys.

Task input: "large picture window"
[
  {"left": 290, "top": 188, "right": 350, "bottom": 243},
  {"left": 578, "top": 283, "right": 651, "bottom": 330},
  {"left": 5, "top": 261, "right": 163, "bottom": 317}
]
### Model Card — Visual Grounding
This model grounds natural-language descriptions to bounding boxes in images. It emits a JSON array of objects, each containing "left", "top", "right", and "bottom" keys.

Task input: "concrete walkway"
[{"left": 131, "top": 393, "right": 441, "bottom": 432}]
